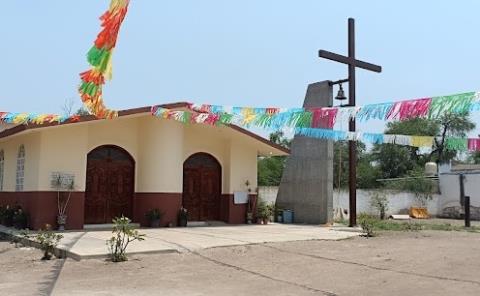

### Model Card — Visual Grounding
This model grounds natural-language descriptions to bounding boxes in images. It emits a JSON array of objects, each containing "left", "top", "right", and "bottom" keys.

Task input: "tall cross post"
[{"left": 319, "top": 18, "right": 382, "bottom": 227}]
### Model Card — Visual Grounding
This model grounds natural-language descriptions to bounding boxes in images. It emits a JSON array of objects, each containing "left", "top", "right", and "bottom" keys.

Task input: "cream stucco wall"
[
  {"left": 137, "top": 117, "right": 184, "bottom": 193},
  {"left": 33, "top": 117, "right": 140, "bottom": 191},
  {"left": 228, "top": 138, "right": 258, "bottom": 193},
  {"left": 37, "top": 124, "right": 88, "bottom": 191},
  {"left": 0, "top": 132, "right": 41, "bottom": 191},
  {"left": 0, "top": 114, "right": 276, "bottom": 194}
]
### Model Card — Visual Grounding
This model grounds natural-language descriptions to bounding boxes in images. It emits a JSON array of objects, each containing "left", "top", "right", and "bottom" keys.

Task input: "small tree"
[
  {"left": 370, "top": 191, "right": 389, "bottom": 220},
  {"left": 34, "top": 224, "right": 63, "bottom": 260},
  {"left": 107, "top": 216, "right": 145, "bottom": 262},
  {"left": 469, "top": 151, "right": 480, "bottom": 164},
  {"left": 395, "top": 177, "right": 435, "bottom": 207},
  {"left": 358, "top": 213, "right": 376, "bottom": 237},
  {"left": 51, "top": 173, "right": 75, "bottom": 230}
]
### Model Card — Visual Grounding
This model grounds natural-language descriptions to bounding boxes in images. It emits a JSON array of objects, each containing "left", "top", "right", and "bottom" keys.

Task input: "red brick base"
[
  {"left": 0, "top": 191, "right": 84, "bottom": 230},
  {"left": 0, "top": 192, "right": 257, "bottom": 230}
]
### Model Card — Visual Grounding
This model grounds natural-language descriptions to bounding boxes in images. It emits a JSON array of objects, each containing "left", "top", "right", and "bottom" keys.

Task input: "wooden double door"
[
  {"left": 85, "top": 146, "right": 135, "bottom": 224},
  {"left": 183, "top": 153, "right": 221, "bottom": 221}
]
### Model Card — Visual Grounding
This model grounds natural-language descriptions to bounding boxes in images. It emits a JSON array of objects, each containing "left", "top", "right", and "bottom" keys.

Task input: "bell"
[{"left": 335, "top": 84, "right": 347, "bottom": 101}]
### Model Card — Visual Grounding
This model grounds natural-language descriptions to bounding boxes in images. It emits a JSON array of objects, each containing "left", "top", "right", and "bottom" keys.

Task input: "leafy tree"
[
  {"left": 258, "top": 131, "right": 291, "bottom": 186},
  {"left": 269, "top": 130, "right": 291, "bottom": 148},
  {"left": 333, "top": 141, "right": 349, "bottom": 188},
  {"left": 468, "top": 151, "right": 480, "bottom": 164},
  {"left": 372, "top": 143, "right": 417, "bottom": 179},
  {"left": 372, "top": 113, "right": 475, "bottom": 179},
  {"left": 431, "top": 112, "right": 475, "bottom": 163},
  {"left": 334, "top": 141, "right": 380, "bottom": 189},
  {"left": 384, "top": 118, "right": 438, "bottom": 164},
  {"left": 258, "top": 156, "right": 286, "bottom": 186},
  {"left": 357, "top": 159, "right": 382, "bottom": 189}
]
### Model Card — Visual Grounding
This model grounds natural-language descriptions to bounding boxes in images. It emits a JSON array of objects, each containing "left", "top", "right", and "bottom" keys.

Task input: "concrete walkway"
[{"left": 1, "top": 224, "right": 359, "bottom": 260}]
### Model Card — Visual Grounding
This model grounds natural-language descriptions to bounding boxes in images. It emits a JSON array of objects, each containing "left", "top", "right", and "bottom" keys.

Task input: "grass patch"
[{"left": 346, "top": 216, "right": 480, "bottom": 234}]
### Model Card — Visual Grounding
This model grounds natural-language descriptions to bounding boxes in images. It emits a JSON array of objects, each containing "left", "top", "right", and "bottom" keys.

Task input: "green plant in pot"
[
  {"left": 245, "top": 180, "right": 253, "bottom": 224},
  {"left": 145, "top": 208, "right": 164, "bottom": 227},
  {"left": 267, "top": 203, "right": 275, "bottom": 223},
  {"left": 256, "top": 200, "right": 272, "bottom": 224},
  {"left": 178, "top": 207, "right": 188, "bottom": 227},
  {"left": 0, "top": 206, "right": 6, "bottom": 225},
  {"left": 12, "top": 206, "right": 28, "bottom": 229},
  {"left": 51, "top": 173, "right": 75, "bottom": 231},
  {"left": 2, "top": 205, "right": 15, "bottom": 227}
]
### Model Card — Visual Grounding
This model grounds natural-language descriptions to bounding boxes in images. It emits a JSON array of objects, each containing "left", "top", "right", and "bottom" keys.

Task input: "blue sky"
[{"left": 1, "top": 0, "right": 479, "bottom": 136}]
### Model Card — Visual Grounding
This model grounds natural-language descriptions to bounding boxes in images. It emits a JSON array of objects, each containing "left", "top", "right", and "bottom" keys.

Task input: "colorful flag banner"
[
  {"left": 0, "top": 112, "right": 79, "bottom": 125},
  {"left": 151, "top": 105, "right": 479, "bottom": 151},
  {"left": 186, "top": 91, "right": 480, "bottom": 129},
  {"left": 0, "top": 106, "right": 477, "bottom": 152},
  {"left": 78, "top": 0, "right": 130, "bottom": 119}
]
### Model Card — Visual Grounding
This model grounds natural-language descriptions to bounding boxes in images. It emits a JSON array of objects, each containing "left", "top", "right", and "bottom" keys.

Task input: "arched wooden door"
[
  {"left": 183, "top": 153, "right": 221, "bottom": 221},
  {"left": 85, "top": 145, "right": 135, "bottom": 224}
]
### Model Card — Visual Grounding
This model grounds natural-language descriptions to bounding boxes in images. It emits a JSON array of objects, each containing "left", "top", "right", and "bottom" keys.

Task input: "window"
[
  {"left": 0, "top": 150, "right": 4, "bottom": 191},
  {"left": 16, "top": 145, "right": 25, "bottom": 191}
]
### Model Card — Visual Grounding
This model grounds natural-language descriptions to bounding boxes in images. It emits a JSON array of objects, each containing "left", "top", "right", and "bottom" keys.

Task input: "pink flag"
[
  {"left": 387, "top": 98, "right": 432, "bottom": 120},
  {"left": 468, "top": 138, "right": 480, "bottom": 151},
  {"left": 310, "top": 108, "right": 338, "bottom": 129}
]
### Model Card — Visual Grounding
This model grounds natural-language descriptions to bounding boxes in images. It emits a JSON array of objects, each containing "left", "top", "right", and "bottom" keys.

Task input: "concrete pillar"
[
  {"left": 276, "top": 81, "right": 334, "bottom": 224},
  {"left": 137, "top": 117, "right": 184, "bottom": 193}
]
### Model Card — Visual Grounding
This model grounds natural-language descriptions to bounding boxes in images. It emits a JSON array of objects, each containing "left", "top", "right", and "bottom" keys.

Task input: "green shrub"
[
  {"left": 358, "top": 213, "right": 377, "bottom": 237},
  {"left": 12, "top": 206, "right": 28, "bottom": 229},
  {"left": 1, "top": 205, "right": 15, "bottom": 227},
  {"left": 256, "top": 199, "right": 274, "bottom": 219},
  {"left": 34, "top": 224, "right": 63, "bottom": 260},
  {"left": 145, "top": 208, "right": 164, "bottom": 227},
  {"left": 106, "top": 216, "right": 145, "bottom": 262},
  {"left": 369, "top": 191, "right": 389, "bottom": 219}
]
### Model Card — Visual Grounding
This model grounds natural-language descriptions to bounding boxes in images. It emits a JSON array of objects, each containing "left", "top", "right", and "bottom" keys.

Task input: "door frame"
[
  {"left": 182, "top": 152, "right": 222, "bottom": 221},
  {"left": 84, "top": 145, "right": 136, "bottom": 224}
]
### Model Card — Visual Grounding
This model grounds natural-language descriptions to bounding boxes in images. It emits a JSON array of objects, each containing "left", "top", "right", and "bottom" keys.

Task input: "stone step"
[
  {"left": 83, "top": 223, "right": 141, "bottom": 231},
  {"left": 187, "top": 221, "right": 227, "bottom": 227}
]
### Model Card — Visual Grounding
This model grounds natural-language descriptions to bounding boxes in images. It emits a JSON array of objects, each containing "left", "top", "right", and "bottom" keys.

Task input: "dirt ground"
[{"left": 1, "top": 230, "right": 480, "bottom": 296}]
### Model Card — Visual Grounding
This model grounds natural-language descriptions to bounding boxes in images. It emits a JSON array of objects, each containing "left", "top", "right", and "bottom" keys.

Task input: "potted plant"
[
  {"left": 262, "top": 205, "right": 272, "bottom": 225},
  {"left": 12, "top": 206, "right": 28, "bottom": 229},
  {"left": 145, "top": 208, "right": 164, "bottom": 227},
  {"left": 246, "top": 195, "right": 254, "bottom": 224},
  {"left": 267, "top": 203, "right": 275, "bottom": 223},
  {"left": 51, "top": 173, "right": 75, "bottom": 231},
  {"left": 2, "top": 205, "right": 15, "bottom": 227},
  {"left": 178, "top": 207, "right": 188, "bottom": 227},
  {"left": 256, "top": 200, "right": 270, "bottom": 224},
  {"left": 245, "top": 180, "right": 254, "bottom": 224},
  {"left": 0, "top": 206, "right": 5, "bottom": 225}
]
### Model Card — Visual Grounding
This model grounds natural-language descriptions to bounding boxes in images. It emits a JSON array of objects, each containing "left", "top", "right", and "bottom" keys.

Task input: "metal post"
[
  {"left": 459, "top": 173, "right": 465, "bottom": 206},
  {"left": 465, "top": 196, "right": 471, "bottom": 228},
  {"left": 318, "top": 18, "right": 381, "bottom": 227},
  {"left": 348, "top": 18, "right": 357, "bottom": 227}
]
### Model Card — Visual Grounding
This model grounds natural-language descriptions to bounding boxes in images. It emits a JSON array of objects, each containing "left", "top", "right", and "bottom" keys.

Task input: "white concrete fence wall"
[
  {"left": 438, "top": 173, "right": 480, "bottom": 209},
  {"left": 259, "top": 172, "right": 480, "bottom": 220},
  {"left": 258, "top": 186, "right": 440, "bottom": 217},
  {"left": 333, "top": 190, "right": 440, "bottom": 218}
]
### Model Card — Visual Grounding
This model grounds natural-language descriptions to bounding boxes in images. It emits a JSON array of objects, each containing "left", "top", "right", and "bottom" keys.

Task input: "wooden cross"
[{"left": 318, "top": 18, "right": 382, "bottom": 227}]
